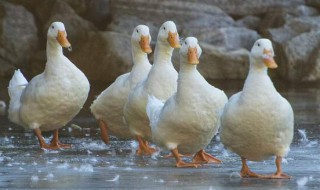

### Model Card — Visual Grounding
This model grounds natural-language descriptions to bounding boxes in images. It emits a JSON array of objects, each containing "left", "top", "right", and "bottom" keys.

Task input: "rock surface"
[
  {"left": 0, "top": 1, "right": 38, "bottom": 77},
  {"left": 69, "top": 31, "right": 132, "bottom": 83},
  {"left": 1, "top": 0, "right": 320, "bottom": 82}
]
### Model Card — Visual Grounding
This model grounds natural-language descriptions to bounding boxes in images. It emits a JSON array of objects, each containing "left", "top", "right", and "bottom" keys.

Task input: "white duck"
[
  {"left": 220, "top": 39, "right": 294, "bottom": 179},
  {"left": 124, "top": 21, "right": 180, "bottom": 155},
  {"left": 90, "top": 25, "right": 152, "bottom": 144},
  {"left": 147, "top": 37, "right": 228, "bottom": 167},
  {"left": 8, "top": 22, "right": 90, "bottom": 149}
]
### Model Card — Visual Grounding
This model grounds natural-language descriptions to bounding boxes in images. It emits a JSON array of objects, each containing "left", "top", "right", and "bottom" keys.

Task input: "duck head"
[
  {"left": 250, "top": 38, "right": 277, "bottom": 69},
  {"left": 132, "top": 25, "right": 152, "bottom": 54},
  {"left": 180, "top": 37, "right": 202, "bottom": 65},
  {"left": 157, "top": 21, "right": 180, "bottom": 48},
  {"left": 47, "top": 22, "right": 72, "bottom": 51}
]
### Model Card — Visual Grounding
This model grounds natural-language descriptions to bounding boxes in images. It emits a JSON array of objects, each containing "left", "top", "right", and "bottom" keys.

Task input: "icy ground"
[{"left": 0, "top": 118, "right": 319, "bottom": 189}]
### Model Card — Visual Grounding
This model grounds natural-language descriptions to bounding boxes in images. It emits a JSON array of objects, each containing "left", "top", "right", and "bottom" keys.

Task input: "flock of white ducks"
[{"left": 7, "top": 21, "right": 294, "bottom": 179}]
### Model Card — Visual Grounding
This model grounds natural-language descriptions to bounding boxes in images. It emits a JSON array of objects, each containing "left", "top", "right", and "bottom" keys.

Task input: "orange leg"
[
  {"left": 34, "top": 128, "right": 71, "bottom": 150},
  {"left": 263, "top": 156, "right": 292, "bottom": 179},
  {"left": 135, "top": 135, "right": 157, "bottom": 156},
  {"left": 50, "top": 129, "right": 71, "bottom": 149},
  {"left": 171, "top": 148, "right": 201, "bottom": 168},
  {"left": 192, "top": 149, "right": 222, "bottom": 164},
  {"left": 99, "top": 119, "right": 109, "bottom": 144},
  {"left": 34, "top": 128, "right": 50, "bottom": 149},
  {"left": 240, "top": 158, "right": 263, "bottom": 178}
]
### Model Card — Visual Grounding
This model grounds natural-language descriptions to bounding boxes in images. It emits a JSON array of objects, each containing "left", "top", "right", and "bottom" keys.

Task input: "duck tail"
[
  {"left": 146, "top": 95, "right": 164, "bottom": 133},
  {"left": 8, "top": 69, "right": 28, "bottom": 125}
]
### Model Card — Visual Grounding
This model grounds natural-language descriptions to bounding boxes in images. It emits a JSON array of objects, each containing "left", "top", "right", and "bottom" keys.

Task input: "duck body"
[
  {"left": 18, "top": 54, "right": 89, "bottom": 131},
  {"left": 90, "top": 25, "right": 152, "bottom": 141},
  {"left": 147, "top": 37, "right": 227, "bottom": 167},
  {"left": 91, "top": 60, "right": 151, "bottom": 139},
  {"left": 125, "top": 60, "right": 178, "bottom": 141},
  {"left": 221, "top": 70, "right": 293, "bottom": 161},
  {"left": 124, "top": 21, "right": 180, "bottom": 144},
  {"left": 8, "top": 22, "right": 89, "bottom": 149},
  {"left": 151, "top": 67, "right": 227, "bottom": 154},
  {"left": 220, "top": 38, "right": 293, "bottom": 178}
]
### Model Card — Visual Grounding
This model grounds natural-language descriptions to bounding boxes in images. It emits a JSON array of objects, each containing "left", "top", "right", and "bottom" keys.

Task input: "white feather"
[
  {"left": 146, "top": 95, "right": 164, "bottom": 133},
  {"left": 8, "top": 69, "right": 28, "bottom": 126}
]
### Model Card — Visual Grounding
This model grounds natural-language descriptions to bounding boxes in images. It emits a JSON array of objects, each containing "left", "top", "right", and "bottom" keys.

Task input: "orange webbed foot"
[
  {"left": 135, "top": 136, "right": 157, "bottom": 156},
  {"left": 192, "top": 149, "right": 222, "bottom": 164},
  {"left": 262, "top": 172, "right": 292, "bottom": 179},
  {"left": 176, "top": 161, "right": 201, "bottom": 168}
]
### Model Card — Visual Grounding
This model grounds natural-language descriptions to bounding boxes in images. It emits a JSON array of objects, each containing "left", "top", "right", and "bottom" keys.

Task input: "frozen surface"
[{"left": 1, "top": 80, "right": 320, "bottom": 189}]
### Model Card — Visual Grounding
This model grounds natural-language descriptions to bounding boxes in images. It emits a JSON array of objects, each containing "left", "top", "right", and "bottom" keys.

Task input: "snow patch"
[
  {"left": 155, "top": 179, "right": 165, "bottom": 183},
  {"left": 106, "top": 175, "right": 120, "bottom": 182},
  {"left": 74, "top": 164, "right": 94, "bottom": 172},
  {"left": 297, "top": 176, "right": 313, "bottom": 187},
  {"left": 57, "top": 163, "right": 70, "bottom": 169},
  {"left": 229, "top": 172, "right": 241, "bottom": 178},
  {"left": 46, "top": 173, "right": 55, "bottom": 181},
  {"left": 31, "top": 175, "right": 39, "bottom": 182},
  {"left": 81, "top": 142, "right": 106, "bottom": 150},
  {"left": 298, "top": 129, "right": 309, "bottom": 142}
]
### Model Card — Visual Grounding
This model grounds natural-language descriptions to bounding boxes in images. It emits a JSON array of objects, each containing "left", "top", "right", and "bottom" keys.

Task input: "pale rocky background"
[{"left": 1, "top": 0, "right": 320, "bottom": 83}]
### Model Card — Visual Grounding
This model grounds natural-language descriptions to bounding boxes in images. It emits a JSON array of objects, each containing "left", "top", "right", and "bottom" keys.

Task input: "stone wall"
[{"left": 0, "top": 0, "right": 319, "bottom": 83}]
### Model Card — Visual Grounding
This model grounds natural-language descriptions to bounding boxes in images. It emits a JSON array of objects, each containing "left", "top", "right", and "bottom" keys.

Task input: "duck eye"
[
  {"left": 163, "top": 27, "right": 166, "bottom": 30},
  {"left": 136, "top": 29, "right": 139, "bottom": 33},
  {"left": 257, "top": 43, "right": 260, "bottom": 47},
  {"left": 51, "top": 25, "right": 54, "bottom": 29},
  {"left": 185, "top": 41, "right": 187, "bottom": 45}
]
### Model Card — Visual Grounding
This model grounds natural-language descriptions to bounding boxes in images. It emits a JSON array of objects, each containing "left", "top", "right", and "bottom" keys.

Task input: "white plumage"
[
  {"left": 123, "top": 21, "right": 181, "bottom": 155},
  {"left": 90, "top": 25, "right": 152, "bottom": 141},
  {"left": 146, "top": 37, "right": 228, "bottom": 167},
  {"left": 220, "top": 38, "right": 294, "bottom": 178},
  {"left": 8, "top": 22, "right": 90, "bottom": 149}
]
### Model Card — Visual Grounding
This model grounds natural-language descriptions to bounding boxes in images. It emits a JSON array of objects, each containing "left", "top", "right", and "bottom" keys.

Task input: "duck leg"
[
  {"left": 135, "top": 135, "right": 156, "bottom": 156},
  {"left": 240, "top": 158, "right": 263, "bottom": 178},
  {"left": 50, "top": 129, "right": 71, "bottom": 149},
  {"left": 263, "top": 156, "right": 291, "bottom": 179},
  {"left": 34, "top": 128, "right": 50, "bottom": 149},
  {"left": 171, "top": 148, "right": 201, "bottom": 168},
  {"left": 192, "top": 149, "right": 222, "bottom": 164},
  {"left": 99, "top": 119, "right": 109, "bottom": 144}
]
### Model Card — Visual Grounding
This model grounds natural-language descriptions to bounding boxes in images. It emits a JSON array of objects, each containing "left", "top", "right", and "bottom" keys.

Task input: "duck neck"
[
  {"left": 153, "top": 41, "right": 174, "bottom": 66},
  {"left": 46, "top": 38, "right": 63, "bottom": 59},
  {"left": 44, "top": 38, "right": 66, "bottom": 78},
  {"left": 179, "top": 56, "right": 197, "bottom": 74},
  {"left": 243, "top": 56, "right": 274, "bottom": 93},
  {"left": 248, "top": 57, "right": 268, "bottom": 75},
  {"left": 132, "top": 45, "right": 149, "bottom": 68},
  {"left": 177, "top": 57, "right": 199, "bottom": 102}
]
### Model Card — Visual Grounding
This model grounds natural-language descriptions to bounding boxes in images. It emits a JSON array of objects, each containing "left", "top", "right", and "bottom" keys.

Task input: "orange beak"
[
  {"left": 263, "top": 49, "right": 277, "bottom": 69},
  {"left": 139, "top": 35, "right": 152, "bottom": 54},
  {"left": 167, "top": 31, "right": 181, "bottom": 48},
  {"left": 188, "top": 47, "right": 199, "bottom": 65},
  {"left": 57, "top": 30, "right": 72, "bottom": 50}
]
